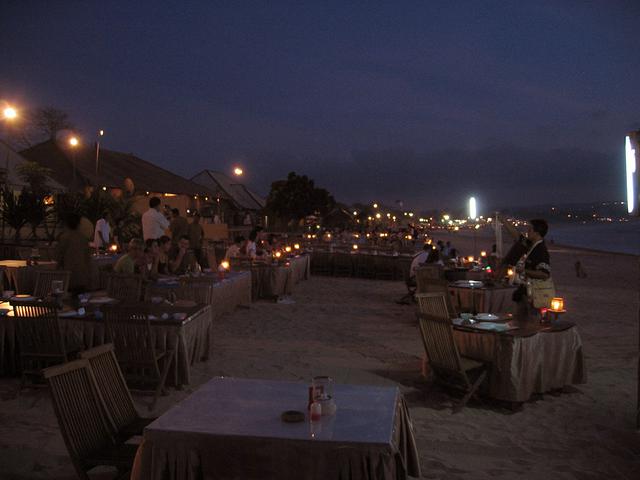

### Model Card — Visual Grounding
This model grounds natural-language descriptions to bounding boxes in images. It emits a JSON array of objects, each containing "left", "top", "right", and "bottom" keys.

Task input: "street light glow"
[
  {"left": 99, "top": 129, "right": 104, "bottom": 136},
  {"left": 69, "top": 136, "right": 79, "bottom": 147},
  {"left": 3, "top": 106, "right": 17, "bottom": 120},
  {"left": 469, "top": 196, "right": 477, "bottom": 219},
  {"left": 233, "top": 167, "right": 243, "bottom": 176},
  {"left": 625, "top": 136, "right": 636, "bottom": 214}
]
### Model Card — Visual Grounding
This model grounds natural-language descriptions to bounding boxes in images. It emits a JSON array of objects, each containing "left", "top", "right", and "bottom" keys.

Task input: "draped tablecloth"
[
  {"left": 145, "top": 271, "right": 252, "bottom": 320},
  {"left": 311, "top": 251, "right": 412, "bottom": 280},
  {"left": 449, "top": 285, "right": 516, "bottom": 314},
  {"left": 131, "top": 378, "right": 421, "bottom": 480},
  {"left": 289, "top": 254, "right": 311, "bottom": 284},
  {"left": 250, "top": 264, "right": 294, "bottom": 300},
  {"left": 0, "top": 260, "right": 57, "bottom": 294},
  {"left": 0, "top": 303, "right": 212, "bottom": 386},
  {"left": 453, "top": 321, "right": 586, "bottom": 402}
]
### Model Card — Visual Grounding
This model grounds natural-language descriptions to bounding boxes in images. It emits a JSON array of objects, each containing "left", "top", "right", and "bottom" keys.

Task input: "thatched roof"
[
  {"left": 191, "top": 170, "right": 265, "bottom": 211},
  {"left": 20, "top": 139, "right": 211, "bottom": 196}
]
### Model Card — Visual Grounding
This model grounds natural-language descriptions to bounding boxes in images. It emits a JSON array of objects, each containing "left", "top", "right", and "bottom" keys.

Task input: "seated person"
[
  {"left": 169, "top": 235, "right": 198, "bottom": 274},
  {"left": 157, "top": 235, "right": 172, "bottom": 275},
  {"left": 114, "top": 238, "right": 144, "bottom": 274},
  {"left": 426, "top": 248, "right": 444, "bottom": 266},
  {"left": 409, "top": 243, "right": 432, "bottom": 282},
  {"left": 225, "top": 236, "right": 244, "bottom": 260}
]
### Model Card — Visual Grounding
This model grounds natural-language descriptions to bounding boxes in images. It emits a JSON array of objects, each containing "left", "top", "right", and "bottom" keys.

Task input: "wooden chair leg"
[
  {"left": 150, "top": 351, "right": 174, "bottom": 412},
  {"left": 454, "top": 370, "right": 487, "bottom": 413}
]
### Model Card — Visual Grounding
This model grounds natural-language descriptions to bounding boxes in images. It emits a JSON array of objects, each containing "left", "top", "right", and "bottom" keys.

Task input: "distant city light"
[
  {"left": 625, "top": 136, "right": 636, "bottom": 214},
  {"left": 469, "top": 196, "right": 477, "bottom": 219}
]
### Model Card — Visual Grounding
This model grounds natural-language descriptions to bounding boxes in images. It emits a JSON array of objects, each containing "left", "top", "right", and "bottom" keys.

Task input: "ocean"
[{"left": 547, "top": 219, "right": 640, "bottom": 256}]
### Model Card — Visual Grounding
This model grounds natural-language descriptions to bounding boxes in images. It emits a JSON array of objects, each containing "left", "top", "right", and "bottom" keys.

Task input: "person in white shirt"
[
  {"left": 409, "top": 243, "right": 432, "bottom": 279},
  {"left": 224, "top": 236, "right": 244, "bottom": 260},
  {"left": 93, "top": 212, "right": 111, "bottom": 250},
  {"left": 141, "top": 197, "right": 170, "bottom": 241}
]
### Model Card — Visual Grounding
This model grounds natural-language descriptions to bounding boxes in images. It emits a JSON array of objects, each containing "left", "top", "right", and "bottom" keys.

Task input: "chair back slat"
[
  {"left": 415, "top": 278, "right": 457, "bottom": 316},
  {"left": 33, "top": 270, "right": 71, "bottom": 298},
  {"left": 80, "top": 344, "right": 138, "bottom": 434},
  {"left": 11, "top": 300, "right": 66, "bottom": 358},
  {"left": 103, "top": 306, "right": 157, "bottom": 367},
  {"left": 43, "top": 359, "right": 114, "bottom": 461},
  {"left": 106, "top": 273, "right": 143, "bottom": 302},
  {"left": 415, "top": 293, "right": 452, "bottom": 319},
  {"left": 417, "top": 312, "right": 462, "bottom": 374}
]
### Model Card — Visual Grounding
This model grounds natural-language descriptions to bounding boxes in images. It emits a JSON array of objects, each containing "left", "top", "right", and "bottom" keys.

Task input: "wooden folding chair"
[
  {"left": 415, "top": 292, "right": 453, "bottom": 319},
  {"left": 415, "top": 265, "right": 445, "bottom": 291},
  {"left": 103, "top": 306, "right": 174, "bottom": 411},
  {"left": 415, "top": 277, "right": 457, "bottom": 317},
  {"left": 43, "top": 359, "right": 137, "bottom": 480},
  {"left": 80, "top": 344, "right": 156, "bottom": 443},
  {"left": 33, "top": 269, "right": 71, "bottom": 298},
  {"left": 10, "top": 300, "right": 75, "bottom": 390},
  {"left": 416, "top": 312, "right": 487, "bottom": 412},
  {"left": 106, "top": 273, "right": 143, "bottom": 302}
]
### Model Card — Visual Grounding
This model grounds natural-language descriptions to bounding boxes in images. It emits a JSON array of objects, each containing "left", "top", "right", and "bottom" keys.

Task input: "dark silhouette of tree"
[
  {"left": 30, "top": 106, "right": 74, "bottom": 140},
  {"left": 265, "top": 172, "right": 335, "bottom": 226}
]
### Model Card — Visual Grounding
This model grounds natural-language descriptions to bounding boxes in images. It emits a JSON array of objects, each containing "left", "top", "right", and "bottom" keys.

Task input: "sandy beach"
[{"left": 0, "top": 240, "right": 638, "bottom": 479}]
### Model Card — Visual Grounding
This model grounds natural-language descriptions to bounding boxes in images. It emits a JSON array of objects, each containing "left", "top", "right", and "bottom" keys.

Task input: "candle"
[
  {"left": 275, "top": 251, "right": 282, "bottom": 259},
  {"left": 480, "top": 251, "right": 487, "bottom": 257},
  {"left": 294, "top": 243, "right": 300, "bottom": 250},
  {"left": 285, "top": 246, "right": 292, "bottom": 253},
  {"left": 352, "top": 244, "right": 358, "bottom": 250},
  {"left": 550, "top": 297, "right": 564, "bottom": 312},
  {"left": 467, "top": 256, "right": 474, "bottom": 263}
]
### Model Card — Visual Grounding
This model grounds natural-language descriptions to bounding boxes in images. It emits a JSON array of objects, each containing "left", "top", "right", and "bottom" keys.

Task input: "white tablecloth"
[{"left": 132, "top": 378, "right": 421, "bottom": 480}]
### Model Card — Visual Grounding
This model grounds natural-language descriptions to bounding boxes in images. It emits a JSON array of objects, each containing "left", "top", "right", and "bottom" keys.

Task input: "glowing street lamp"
[
  {"left": 68, "top": 136, "right": 80, "bottom": 183},
  {"left": 2, "top": 106, "right": 17, "bottom": 120},
  {"left": 69, "top": 136, "right": 79, "bottom": 147},
  {"left": 233, "top": 167, "right": 243, "bottom": 176},
  {"left": 625, "top": 135, "right": 637, "bottom": 215}
]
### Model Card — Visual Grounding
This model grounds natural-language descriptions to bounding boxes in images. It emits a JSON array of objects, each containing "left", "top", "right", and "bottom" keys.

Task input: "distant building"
[
  {"left": 20, "top": 139, "right": 214, "bottom": 216},
  {"left": 0, "top": 140, "right": 65, "bottom": 192},
  {"left": 191, "top": 170, "right": 265, "bottom": 226}
]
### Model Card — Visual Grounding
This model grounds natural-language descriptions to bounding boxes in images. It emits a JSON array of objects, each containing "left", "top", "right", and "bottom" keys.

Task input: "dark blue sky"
[{"left": 1, "top": 1, "right": 638, "bottom": 211}]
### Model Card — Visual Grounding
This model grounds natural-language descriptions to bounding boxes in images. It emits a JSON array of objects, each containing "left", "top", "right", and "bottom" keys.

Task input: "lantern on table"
[
  {"left": 218, "top": 260, "right": 229, "bottom": 280},
  {"left": 547, "top": 297, "right": 566, "bottom": 322}
]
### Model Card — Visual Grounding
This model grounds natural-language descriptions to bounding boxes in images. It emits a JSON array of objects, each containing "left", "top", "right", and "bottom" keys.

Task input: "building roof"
[
  {"left": 191, "top": 170, "right": 265, "bottom": 211},
  {"left": 0, "top": 140, "right": 66, "bottom": 191},
  {"left": 20, "top": 139, "right": 211, "bottom": 196}
]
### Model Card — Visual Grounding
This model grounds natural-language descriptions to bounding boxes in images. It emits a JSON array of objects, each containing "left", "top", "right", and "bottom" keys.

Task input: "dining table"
[
  {"left": 0, "top": 299, "right": 212, "bottom": 387},
  {"left": 131, "top": 377, "right": 421, "bottom": 480},
  {"left": 452, "top": 317, "right": 586, "bottom": 402},
  {"left": 144, "top": 270, "right": 252, "bottom": 320},
  {"left": 448, "top": 282, "right": 516, "bottom": 315},
  {"left": 0, "top": 260, "right": 57, "bottom": 294}
]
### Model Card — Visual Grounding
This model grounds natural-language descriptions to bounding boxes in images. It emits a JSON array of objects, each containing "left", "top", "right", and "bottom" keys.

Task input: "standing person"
[
  {"left": 55, "top": 213, "right": 91, "bottom": 294},
  {"left": 244, "top": 230, "right": 258, "bottom": 259},
  {"left": 142, "top": 197, "right": 170, "bottom": 241},
  {"left": 499, "top": 215, "right": 552, "bottom": 319},
  {"left": 93, "top": 211, "right": 110, "bottom": 251},
  {"left": 187, "top": 213, "right": 206, "bottom": 267},
  {"left": 169, "top": 208, "right": 189, "bottom": 245}
]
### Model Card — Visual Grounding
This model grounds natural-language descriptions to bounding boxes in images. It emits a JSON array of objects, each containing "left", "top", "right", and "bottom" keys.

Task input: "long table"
[
  {"left": 132, "top": 377, "right": 421, "bottom": 480},
  {"left": 310, "top": 251, "right": 412, "bottom": 280},
  {"left": 0, "top": 302, "right": 212, "bottom": 386},
  {"left": 448, "top": 284, "right": 516, "bottom": 314},
  {"left": 233, "top": 254, "right": 310, "bottom": 300},
  {"left": 453, "top": 319, "right": 586, "bottom": 402}
]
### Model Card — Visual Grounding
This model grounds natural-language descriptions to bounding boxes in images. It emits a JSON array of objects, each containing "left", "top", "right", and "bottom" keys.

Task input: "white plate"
[
  {"left": 10, "top": 295, "right": 35, "bottom": 301},
  {"left": 475, "top": 313, "right": 499, "bottom": 321}
]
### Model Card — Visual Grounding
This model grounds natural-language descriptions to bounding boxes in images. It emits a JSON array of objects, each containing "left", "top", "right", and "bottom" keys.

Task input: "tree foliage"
[
  {"left": 30, "top": 106, "right": 74, "bottom": 140},
  {"left": 265, "top": 172, "right": 336, "bottom": 225}
]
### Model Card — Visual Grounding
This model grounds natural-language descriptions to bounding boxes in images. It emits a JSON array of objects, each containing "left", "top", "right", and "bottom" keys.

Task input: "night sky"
[{"left": 1, "top": 1, "right": 639, "bottom": 212}]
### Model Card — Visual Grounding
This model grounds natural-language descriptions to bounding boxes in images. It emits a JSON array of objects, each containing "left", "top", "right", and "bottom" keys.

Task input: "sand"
[{"left": 0, "top": 239, "right": 638, "bottom": 479}]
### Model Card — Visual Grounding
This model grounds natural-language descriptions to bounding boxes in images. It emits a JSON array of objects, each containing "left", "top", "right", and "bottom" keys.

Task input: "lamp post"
[
  {"left": 95, "top": 129, "right": 104, "bottom": 181},
  {"left": 69, "top": 136, "right": 79, "bottom": 184},
  {"left": 1, "top": 105, "right": 19, "bottom": 243}
]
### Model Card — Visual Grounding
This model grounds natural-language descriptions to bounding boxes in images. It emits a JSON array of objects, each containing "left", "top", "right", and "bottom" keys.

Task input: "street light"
[
  {"left": 96, "top": 129, "right": 104, "bottom": 178},
  {"left": 469, "top": 196, "right": 477, "bottom": 219},
  {"left": 2, "top": 107, "right": 17, "bottom": 120},
  {"left": 69, "top": 136, "right": 80, "bottom": 183},
  {"left": 233, "top": 167, "right": 243, "bottom": 176}
]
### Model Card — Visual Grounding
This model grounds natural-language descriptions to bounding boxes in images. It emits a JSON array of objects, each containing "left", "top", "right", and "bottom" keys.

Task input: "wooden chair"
[
  {"left": 416, "top": 312, "right": 487, "bottom": 412},
  {"left": 43, "top": 359, "right": 137, "bottom": 480},
  {"left": 415, "top": 264, "right": 445, "bottom": 291},
  {"left": 33, "top": 269, "right": 71, "bottom": 298},
  {"left": 106, "top": 273, "right": 143, "bottom": 302},
  {"left": 103, "top": 306, "right": 173, "bottom": 411},
  {"left": 80, "top": 344, "right": 156, "bottom": 442},
  {"left": 10, "top": 300, "right": 74, "bottom": 389},
  {"left": 415, "top": 292, "right": 453, "bottom": 319},
  {"left": 415, "top": 276, "right": 458, "bottom": 316},
  {"left": 176, "top": 279, "right": 213, "bottom": 304}
]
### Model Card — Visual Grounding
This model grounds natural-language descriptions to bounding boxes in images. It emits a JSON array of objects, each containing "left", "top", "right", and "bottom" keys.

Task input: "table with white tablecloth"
[
  {"left": 0, "top": 303, "right": 212, "bottom": 386},
  {"left": 449, "top": 285, "right": 516, "bottom": 314},
  {"left": 132, "top": 377, "right": 421, "bottom": 480},
  {"left": 453, "top": 320, "right": 586, "bottom": 402}
]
